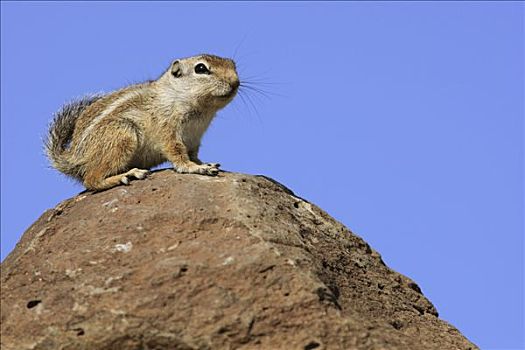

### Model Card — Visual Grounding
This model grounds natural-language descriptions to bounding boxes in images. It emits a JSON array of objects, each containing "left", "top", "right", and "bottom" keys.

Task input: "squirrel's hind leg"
[
  {"left": 82, "top": 121, "right": 148, "bottom": 191},
  {"left": 85, "top": 168, "right": 149, "bottom": 191}
]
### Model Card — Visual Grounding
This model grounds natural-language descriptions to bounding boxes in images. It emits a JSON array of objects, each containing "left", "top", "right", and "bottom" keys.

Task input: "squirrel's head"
[{"left": 161, "top": 54, "right": 239, "bottom": 110}]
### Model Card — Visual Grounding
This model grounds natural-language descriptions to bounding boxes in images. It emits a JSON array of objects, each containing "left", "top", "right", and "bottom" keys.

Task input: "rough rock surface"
[{"left": 1, "top": 170, "right": 477, "bottom": 350}]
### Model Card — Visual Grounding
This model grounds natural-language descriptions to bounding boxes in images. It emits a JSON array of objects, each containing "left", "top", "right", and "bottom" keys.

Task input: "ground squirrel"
[{"left": 46, "top": 54, "right": 239, "bottom": 191}]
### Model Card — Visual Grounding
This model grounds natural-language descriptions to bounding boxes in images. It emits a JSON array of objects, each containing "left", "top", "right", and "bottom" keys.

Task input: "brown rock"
[{"left": 1, "top": 171, "right": 477, "bottom": 350}]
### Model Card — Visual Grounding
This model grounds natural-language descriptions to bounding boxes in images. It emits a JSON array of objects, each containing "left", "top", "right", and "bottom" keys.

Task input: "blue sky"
[{"left": 1, "top": 2, "right": 523, "bottom": 349}]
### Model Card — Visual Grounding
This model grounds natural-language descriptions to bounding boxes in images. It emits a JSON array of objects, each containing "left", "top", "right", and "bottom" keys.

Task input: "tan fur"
[{"left": 46, "top": 54, "right": 239, "bottom": 191}]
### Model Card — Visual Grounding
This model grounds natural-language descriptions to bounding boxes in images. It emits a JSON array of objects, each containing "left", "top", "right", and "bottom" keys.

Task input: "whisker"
[
  {"left": 241, "top": 80, "right": 287, "bottom": 87},
  {"left": 236, "top": 89, "right": 247, "bottom": 107},
  {"left": 232, "top": 34, "right": 248, "bottom": 61},
  {"left": 240, "top": 89, "right": 268, "bottom": 109},
  {"left": 240, "top": 83, "right": 287, "bottom": 98},
  {"left": 227, "top": 96, "right": 242, "bottom": 119},
  {"left": 240, "top": 85, "right": 273, "bottom": 100},
  {"left": 237, "top": 90, "right": 254, "bottom": 116},
  {"left": 241, "top": 76, "right": 289, "bottom": 86},
  {"left": 238, "top": 89, "right": 262, "bottom": 123},
  {"left": 240, "top": 83, "right": 270, "bottom": 92}
]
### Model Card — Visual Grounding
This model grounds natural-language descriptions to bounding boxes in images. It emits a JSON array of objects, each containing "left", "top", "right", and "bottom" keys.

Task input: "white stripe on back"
[{"left": 77, "top": 90, "right": 137, "bottom": 148}]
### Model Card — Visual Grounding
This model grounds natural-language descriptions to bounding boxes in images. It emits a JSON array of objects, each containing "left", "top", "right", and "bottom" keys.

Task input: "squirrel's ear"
[{"left": 171, "top": 60, "right": 182, "bottom": 78}]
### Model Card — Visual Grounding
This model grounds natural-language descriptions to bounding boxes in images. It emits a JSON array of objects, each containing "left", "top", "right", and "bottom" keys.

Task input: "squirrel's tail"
[{"left": 45, "top": 95, "right": 102, "bottom": 178}]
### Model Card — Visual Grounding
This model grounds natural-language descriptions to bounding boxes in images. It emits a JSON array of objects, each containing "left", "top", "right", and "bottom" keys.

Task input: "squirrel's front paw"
[
  {"left": 175, "top": 163, "right": 220, "bottom": 176},
  {"left": 204, "top": 163, "right": 220, "bottom": 168}
]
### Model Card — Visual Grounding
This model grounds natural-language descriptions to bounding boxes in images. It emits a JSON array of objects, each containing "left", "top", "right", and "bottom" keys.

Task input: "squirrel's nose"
[{"left": 231, "top": 80, "right": 240, "bottom": 90}]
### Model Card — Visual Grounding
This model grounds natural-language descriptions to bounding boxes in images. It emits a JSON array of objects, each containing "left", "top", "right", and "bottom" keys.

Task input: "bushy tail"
[{"left": 45, "top": 95, "right": 102, "bottom": 177}]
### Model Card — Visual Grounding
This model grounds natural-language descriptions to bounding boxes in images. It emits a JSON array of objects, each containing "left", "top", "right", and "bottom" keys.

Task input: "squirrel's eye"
[
  {"left": 194, "top": 63, "right": 210, "bottom": 75},
  {"left": 195, "top": 63, "right": 210, "bottom": 74}
]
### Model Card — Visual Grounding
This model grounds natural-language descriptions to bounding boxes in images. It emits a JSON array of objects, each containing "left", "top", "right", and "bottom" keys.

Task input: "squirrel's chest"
[{"left": 181, "top": 113, "right": 215, "bottom": 150}]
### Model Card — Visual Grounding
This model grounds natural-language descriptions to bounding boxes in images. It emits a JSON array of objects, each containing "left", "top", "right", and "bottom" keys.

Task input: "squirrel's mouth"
[{"left": 219, "top": 87, "right": 238, "bottom": 99}]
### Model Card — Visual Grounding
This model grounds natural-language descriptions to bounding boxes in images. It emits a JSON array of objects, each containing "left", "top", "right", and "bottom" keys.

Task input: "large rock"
[{"left": 1, "top": 170, "right": 477, "bottom": 349}]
